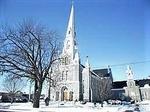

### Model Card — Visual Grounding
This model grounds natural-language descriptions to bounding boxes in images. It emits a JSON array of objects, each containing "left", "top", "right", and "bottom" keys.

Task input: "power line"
[
  {"left": 110, "top": 60, "right": 150, "bottom": 67},
  {"left": 93, "top": 60, "right": 150, "bottom": 69}
]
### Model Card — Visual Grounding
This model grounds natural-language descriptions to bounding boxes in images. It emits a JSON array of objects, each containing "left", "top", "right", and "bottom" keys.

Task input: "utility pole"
[
  {"left": 48, "top": 68, "right": 52, "bottom": 100},
  {"left": 29, "top": 80, "right": 32, "bottom": 101}
]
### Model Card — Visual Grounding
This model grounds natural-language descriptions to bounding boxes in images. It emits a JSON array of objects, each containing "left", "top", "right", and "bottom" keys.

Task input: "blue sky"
[{"left": 0, "top": 0, "right": 150, "bottom": 81}]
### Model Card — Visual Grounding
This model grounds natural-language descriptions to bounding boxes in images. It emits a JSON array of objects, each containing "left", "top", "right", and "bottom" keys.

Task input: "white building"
[{"left": 50, "top": 4, "right": 113, "bottom": 102}]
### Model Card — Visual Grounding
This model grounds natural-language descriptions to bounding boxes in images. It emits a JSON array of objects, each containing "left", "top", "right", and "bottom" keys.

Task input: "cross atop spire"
[
  {"left": 71, "top": 0, "right": 74, "bottom": 7},
  {"left": 85, "top": 56, "right": 90, "bottom": 68}
]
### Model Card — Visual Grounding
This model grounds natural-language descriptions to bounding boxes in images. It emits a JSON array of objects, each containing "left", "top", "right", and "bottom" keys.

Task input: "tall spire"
[
  {"left": 62, "top": 3, "right": 77, "bottom": 61},
  {"left": 66, "top": 3, "right": 75, "bottom": 37}
]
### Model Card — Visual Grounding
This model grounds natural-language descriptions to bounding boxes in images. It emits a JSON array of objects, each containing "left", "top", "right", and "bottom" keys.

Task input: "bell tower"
[
  {"left": 126, "top": 65, "right": 135, "bottom": 87},
  {"left": 125, "top": 65, "right": 141, "bottom": 102}
]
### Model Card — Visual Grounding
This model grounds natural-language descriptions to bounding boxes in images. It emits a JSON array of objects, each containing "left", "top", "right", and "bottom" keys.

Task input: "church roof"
[
  {"left": 113, "top": 80, "right": 127, "bottom": 89},
  {"left": 93, "top": 69, "right": 112, "bottom": 77},
  {"left": 113, "top": 79, "right": 150, "bottom": 89},
  {"left": 135, "top": 79, "right": 150, "bottom": 87}
]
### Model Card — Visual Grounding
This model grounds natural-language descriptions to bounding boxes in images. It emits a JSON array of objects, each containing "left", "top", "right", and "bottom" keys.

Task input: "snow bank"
[{"left": 0, "top": 101, "right": 150, "bottom": 112}]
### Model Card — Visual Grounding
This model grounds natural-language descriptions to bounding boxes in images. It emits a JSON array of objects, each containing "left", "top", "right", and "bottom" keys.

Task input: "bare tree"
[
  {"left": 3, "top": 75, "right": 25, "bottom": 94},
  {"left": 0, "top": 20, "right": 60, "bottom": 108},
  {"left": 3, "top": 75, "right": 25, "bottom": 103},
  {"left": 99, "top": 77, "right": 112, "bottom": 107}
]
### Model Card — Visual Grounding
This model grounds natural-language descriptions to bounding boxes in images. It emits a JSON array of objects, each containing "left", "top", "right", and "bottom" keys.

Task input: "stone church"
[
  {"left": 50, "top": 4, "right": 113, "bottom": 102},
  {"left": 49, "top": 4, "right": 150, "bottom": 103}
]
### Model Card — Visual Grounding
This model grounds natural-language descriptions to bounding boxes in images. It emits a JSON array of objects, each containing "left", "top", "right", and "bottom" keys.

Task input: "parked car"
[
  {"left": 1, "top": 94, "right": 11, "bottom": 102},
  {"left": 122, "top": 101, "right": 131, "bottom": 105},
  {"left": 124, "top": 110, "right": 133, "bottom": 112},
  {"left": 15, "top": 96, "right": 28, "bottom": 102},
  {"left": 0, "top": 95, "right": 2, "bottom": 102},
  {"left": 109, "top": 100, "right": 122, "bottom": 105}
]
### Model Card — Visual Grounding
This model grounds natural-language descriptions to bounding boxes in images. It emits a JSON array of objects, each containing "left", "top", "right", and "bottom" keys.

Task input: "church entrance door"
[
  {"left": 61, "top": 86, "right": 68, "bottom": 101},
  {"left": 64, "top": 89, "right": 68, "bottom": 101}
]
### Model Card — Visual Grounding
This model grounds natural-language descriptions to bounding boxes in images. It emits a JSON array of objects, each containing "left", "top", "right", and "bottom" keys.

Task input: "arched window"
[
  {"left": 66, "top": 71, "right": 68, "bottom": 80},
  {"left": 61, "top": 58, "right": 65, "bottom": 65},
  {"left": 65, "top": 57, "right": 68, "bottom": 65},
  {"left": 62, "top": 71, "right": 64, "bottom": 80}
]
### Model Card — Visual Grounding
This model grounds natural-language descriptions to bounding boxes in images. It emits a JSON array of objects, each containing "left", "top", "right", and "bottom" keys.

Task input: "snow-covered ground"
[{"left": 0, "top": 100, "right": 150, "bottom": 112}]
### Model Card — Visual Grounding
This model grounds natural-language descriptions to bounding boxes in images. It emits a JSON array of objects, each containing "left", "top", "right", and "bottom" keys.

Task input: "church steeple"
[
  {"left": 126, "top": 65, "right": 134, "bottom": 80},
  {"left": 62, "top": 3, "right": 78, "bottom": 61},
  {"left": 66, "top": 3, "right": 75, "bottom": 37}
]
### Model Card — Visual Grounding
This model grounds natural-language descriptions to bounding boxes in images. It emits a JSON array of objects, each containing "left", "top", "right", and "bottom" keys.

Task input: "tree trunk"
[
  {"left": 33, "top": 80, "right": 43, "bottom": 108},
  {"left": 101, "top": 99, "right": 103, "bottom": 107},
  {"left": 101, "top": 102, "right": 103, "bottom": 107}
]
